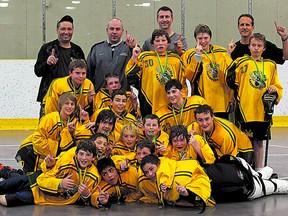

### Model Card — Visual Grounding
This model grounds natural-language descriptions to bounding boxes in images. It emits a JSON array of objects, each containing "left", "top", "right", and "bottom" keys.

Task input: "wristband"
[
  {"left": 281, "top": 35, "right": 288, "bottom": 41},
  {"left": 59, "top": 181, "right": 63, "bottom": 189},
  {"left": 194, "top": 54, "right": 202, "bottom": 63},
  {"left": 81, "top": 191, "right": 91, "bottom": 199}
]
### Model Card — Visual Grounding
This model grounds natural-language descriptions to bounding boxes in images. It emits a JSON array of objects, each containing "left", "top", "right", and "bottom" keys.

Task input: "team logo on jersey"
[
  {"left": 243, "top": 129, "right": 253, "bottom": 138},
  {"left": 249, "top": 70, "right": 267, "bottom": 89},
  {"left": 156, "top": 66, "right": 173, "bottom": 84},
  {"left": 206, "top": 63, "right": 219, "bottom": 81},
  {"left": 161, "top": 123, "right": 171, "bottom": 135}
]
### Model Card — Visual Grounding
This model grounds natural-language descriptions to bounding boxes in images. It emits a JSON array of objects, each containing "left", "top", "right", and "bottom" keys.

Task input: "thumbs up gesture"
[
  {"left": 47, "top": 48, "right": 58, "bottom": 65},
  {"left": 78, "top": 179, "right": 91, "bottom": 197}
]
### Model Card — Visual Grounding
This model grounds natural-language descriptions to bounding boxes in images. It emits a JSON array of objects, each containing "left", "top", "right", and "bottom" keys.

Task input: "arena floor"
[{"left": 0, "top": 128, "right": 288, "bottom": 216}]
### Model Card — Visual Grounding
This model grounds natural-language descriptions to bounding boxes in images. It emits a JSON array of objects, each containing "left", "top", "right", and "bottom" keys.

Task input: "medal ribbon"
[
  {"left": 59, "top": 115, "right": 71, "bottom": 128},
  {"left": 113, "top": 110, "right": 135, "bottom": 125},
  {"left": 250, "top": 57, "right": 265, "bottom": 84},
  {"left": 203, "top": 48, "right": 218, "bottom": 71},
  {"left": 73, "top": 85, "right": 83, "bottom": 106},
  {"left": 78, "top": 167, "right": 88, "bottom": 184},
  {"left": 155, "top": 51, "right": 168, "bottom": 76},
  {"left": 172, "top": 100, "right": 185, "bottom": 125}
]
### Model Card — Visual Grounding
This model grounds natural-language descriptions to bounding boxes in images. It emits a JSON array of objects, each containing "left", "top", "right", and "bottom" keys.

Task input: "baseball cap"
[
  {"left": 59, "top": 15, "right": 73, "bottom": 24},
  {"left": 57, "top": 15, "right": 74, "bottom": 27}
]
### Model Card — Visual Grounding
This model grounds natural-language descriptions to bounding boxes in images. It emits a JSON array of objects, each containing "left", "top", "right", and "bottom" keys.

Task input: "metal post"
[
  {"left": 248, "top": 0, "right": 252, "bottom": 15},
  {"left": 42, "top": 0, "right": 47, "bottom": 44},
  {"left": 112, "top": 0, "right": 116, "bottom": 18},
  {"left": 181, "top": 0, "right": 185, "bottom": 37}
]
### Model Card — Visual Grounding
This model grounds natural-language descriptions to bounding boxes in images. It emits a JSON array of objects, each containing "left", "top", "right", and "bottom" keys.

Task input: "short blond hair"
[{"left": 120, "top": 124, "right": 139, "bottom": 138}]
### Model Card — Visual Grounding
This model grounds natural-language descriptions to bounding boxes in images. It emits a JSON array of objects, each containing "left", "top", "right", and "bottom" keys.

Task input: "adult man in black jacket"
[{"left": 34, "top": 15, "right": 85, "bottom": 116}]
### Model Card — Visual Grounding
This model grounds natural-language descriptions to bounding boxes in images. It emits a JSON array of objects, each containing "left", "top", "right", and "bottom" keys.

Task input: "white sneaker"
[
  {"left": 272, "top": 179, "right": 288, "bottom": 194},
  {"left": 257, "top": 166, "right": 273, "bottom": 179}
]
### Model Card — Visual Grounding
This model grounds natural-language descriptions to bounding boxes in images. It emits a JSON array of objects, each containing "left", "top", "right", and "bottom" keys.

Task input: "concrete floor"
[{"left": 0, "top": 128, "right": 288, "bottom": 216}]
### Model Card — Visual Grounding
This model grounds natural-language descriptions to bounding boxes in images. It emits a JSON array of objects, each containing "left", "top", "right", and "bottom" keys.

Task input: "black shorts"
[{"left": 240, "top": 122, "right": 270, "bottom": 141}]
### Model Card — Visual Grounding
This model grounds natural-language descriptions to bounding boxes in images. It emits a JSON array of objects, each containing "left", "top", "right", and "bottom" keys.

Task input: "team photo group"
[{"left": 0, "top": 5, "right": 288, "bottom": 213}]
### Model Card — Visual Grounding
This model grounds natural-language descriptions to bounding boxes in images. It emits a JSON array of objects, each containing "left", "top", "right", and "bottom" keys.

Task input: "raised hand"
[
  {"left": 174, "top": 34, "right": 183, "bottom": 55},
  {"left": 129, "top": 87, "right": 138, "bottom": 109},
  {"left": 85, "top": 121, "right": 96, "bottom": 129},
  {"left": 78, "top": 179, "right": 91, "bottom": 197},
  {"left": 137, "top": 120, "right": 143, "bottom": 129},
  {"left": 132, "top": 43, "right": 141, "bottom": 63},
  {"left": 67, "top": 121, "right": 76, "bottom": 134},
  {"left": 176, "top": 181, "right": 188, "bottom": 196},
  {"left": 120, "top": 159, "right": 129, "bottom": 171},
  {"left": 188, "top": 123, "right": 195, "bottom": 136},
  {"left": 79, "top": 105, "right": 89, "bottom": 121},
  {"left": 274, "top": 20, "right": 287, "bottom": 40},
  {"left": 87, "top": 84, "right": 95, "bottom": 104},
  {"left": 188, "top": 131, "right": 204, "bottom": 161},
  {"left": 156, "top": 141, "right": 166, "bottom": 154},
  {"left": 188, "top": 133, "right": 197, "bottom": 146},
  {"left": 195, "top": 39, "right": 203, "bottom": 55},
  {"left": 160, "top": 183, "right": 167, "bottom": 193},
  {"left": 180, "top": 151, "right": 187, "bottom": 160},
  {"left": 125, "top": 30, "right": 137, "bottom": 48},
  {"left": 47, "top": 48, "right": 58, "bottom": 65},
  {"left": 227, "top": 38, "right": 236, "bottom": 56},
  {"left": 98, "top": 186, "right": 109, "bottom": 205}
]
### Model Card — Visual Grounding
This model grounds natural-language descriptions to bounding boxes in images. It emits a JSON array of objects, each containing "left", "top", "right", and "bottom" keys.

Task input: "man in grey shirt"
[
  {"left": 87, "top": 18, "right": 136, "bottom": 93},
  {"left": 142, "top": 6, "right": 188, "bottom": 56}
]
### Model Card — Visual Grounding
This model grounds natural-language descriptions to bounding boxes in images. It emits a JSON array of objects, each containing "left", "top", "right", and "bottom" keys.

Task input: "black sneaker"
[
  {"left": 271, "top": 173, "right": 279, "bottom": 179},
  {"left": 0, "top": 163, "right": 14, "bottom": 179},
  {"left": 0, "top": 166, "right": 12, "bottom": 179}
]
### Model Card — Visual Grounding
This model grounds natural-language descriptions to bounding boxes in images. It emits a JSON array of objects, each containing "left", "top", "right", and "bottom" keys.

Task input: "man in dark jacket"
[{"left": 34, "top": 15, "right": 85, "bottom": 116}]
